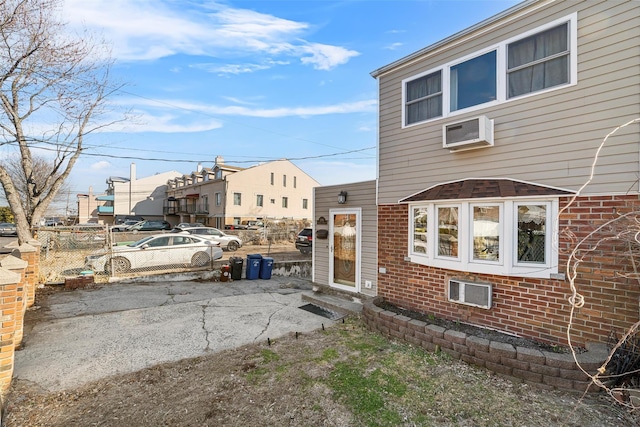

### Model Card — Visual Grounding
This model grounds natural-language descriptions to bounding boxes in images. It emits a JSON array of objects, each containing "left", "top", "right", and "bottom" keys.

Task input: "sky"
[{"left": 24, "top": 0, "right": 521, "bottom": 211}]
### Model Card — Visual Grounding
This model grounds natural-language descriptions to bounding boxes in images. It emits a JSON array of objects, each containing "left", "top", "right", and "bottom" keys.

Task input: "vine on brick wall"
[{"left": 558, "top": 118, "right": 640, "bottom": 408}]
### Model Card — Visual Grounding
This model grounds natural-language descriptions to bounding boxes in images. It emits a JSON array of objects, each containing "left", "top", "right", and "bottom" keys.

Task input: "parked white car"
[
  {"left": 171, "top": 226, "right": 243, "bottom": 251},
  {"left": 85, "top": 234, "right": 223, "bottom": 274}
]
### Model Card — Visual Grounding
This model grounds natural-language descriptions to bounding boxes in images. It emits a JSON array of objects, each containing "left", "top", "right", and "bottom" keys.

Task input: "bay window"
[{"left": 409, "top": 199, "right": 557, "bottom": 278}]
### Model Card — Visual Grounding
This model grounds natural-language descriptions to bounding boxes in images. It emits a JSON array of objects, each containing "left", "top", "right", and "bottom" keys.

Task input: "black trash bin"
[
  {"left": 229, "top": 256, "right": 244, "bottom": 280},
  {"left": 246, "top": 254, "right": 262, "bottom": 280},
  {"left": 259, "top": 257, "right": 274, "bottom": 279}
]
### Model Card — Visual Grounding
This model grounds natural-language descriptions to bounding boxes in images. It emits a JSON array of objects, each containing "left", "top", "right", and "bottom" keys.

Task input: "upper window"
[
  {"left": 257, "top": 194, "right": 263, "bottom": 207},
  {"left": 233, "top": 193, "right": 241, "bottom": 206},
  {"left": 302, "top": 198, "right": 308, "bottom": 209},
  {"left": 507, "top": 23, "right": 569, "bottom": 98},
  {"left": 406, "top": 71, "right": 442, "bottom": 125},
  {"left": 282, "top": 197, "right": 288, "bottom": 208},
  {"left": 403, "top": 14, "right": 575, "bottom": 127},
  {"left": 270, "top": 173, "right": 274, "bottom": 185},
  {"left": 283, "top": 175, "right": 287, "bottom": 187},
  {"left": 215, "top": 192, "right": 221, "bottom": 206},
  {"left": 450, "top": 50, "right": 496, "bottom": 111},
  {"left": 408, "top": 199, "right": 556, "bottom": 278}
]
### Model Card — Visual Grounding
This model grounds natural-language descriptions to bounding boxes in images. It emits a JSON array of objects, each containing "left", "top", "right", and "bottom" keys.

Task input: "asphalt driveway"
[{"left": 13, "top": 276, "right": 333, "bottom": 392}]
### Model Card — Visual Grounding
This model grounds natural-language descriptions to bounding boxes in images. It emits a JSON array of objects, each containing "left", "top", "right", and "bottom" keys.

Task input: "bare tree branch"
[{"left": 0, "top": 0, "right": 126, "bottom": 243}]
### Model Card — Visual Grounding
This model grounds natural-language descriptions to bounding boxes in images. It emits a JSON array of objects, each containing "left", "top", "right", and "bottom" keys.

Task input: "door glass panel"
[{"left": 333, "top": 213, "right": 357, "bottom": 287}]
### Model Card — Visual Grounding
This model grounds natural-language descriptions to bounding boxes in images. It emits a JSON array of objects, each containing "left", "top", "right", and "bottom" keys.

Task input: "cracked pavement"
[{"left": 13, "top": 277, "right": 332, "bottom": 392}]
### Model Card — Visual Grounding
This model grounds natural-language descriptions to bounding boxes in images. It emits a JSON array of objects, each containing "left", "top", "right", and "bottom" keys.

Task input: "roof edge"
[{"left": 370, "top": 0, "right": 539, "bottom": 79}]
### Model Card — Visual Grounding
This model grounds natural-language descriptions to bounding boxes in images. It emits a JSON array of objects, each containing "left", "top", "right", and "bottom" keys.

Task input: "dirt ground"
[
  {"left": 5, "top": 310, "right": 640, "bottom": 425},
  {"left": 4, "top": 243, "right": 639, "bottom": 426}
]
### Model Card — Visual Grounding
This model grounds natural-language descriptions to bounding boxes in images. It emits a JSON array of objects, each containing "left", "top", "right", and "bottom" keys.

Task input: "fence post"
[
  {"left": 0, "top": 255, "right": 28, "bottom": 350},
  {"left": 0, "top": 266, "right": 20, "bottom": 394}
]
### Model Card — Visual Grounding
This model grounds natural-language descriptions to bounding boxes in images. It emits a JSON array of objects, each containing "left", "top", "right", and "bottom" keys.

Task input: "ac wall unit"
[
  {"left": 443, "top": 115, "right": 494, "bottom": 151},
  {"left": 448, "top": 279, "right": 492, "bottom": 309}
]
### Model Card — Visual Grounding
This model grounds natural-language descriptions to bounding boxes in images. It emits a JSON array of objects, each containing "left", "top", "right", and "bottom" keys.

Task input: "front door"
[{"left": 329, "top": 209, "right": 360, "bottom": 292}]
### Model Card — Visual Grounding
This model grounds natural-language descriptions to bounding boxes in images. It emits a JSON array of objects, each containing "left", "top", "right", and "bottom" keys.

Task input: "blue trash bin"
[
  {"left": 259, "top": 257, "right": 274, "bottom": 279},
  {"left": 246, "top": 254, "right": 262, "bottom": 280}
]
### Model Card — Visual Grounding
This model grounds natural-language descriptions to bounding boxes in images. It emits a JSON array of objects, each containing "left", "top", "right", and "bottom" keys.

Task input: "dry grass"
[{"left": 5, "top": 318, "right": 638, "bottom": 427}]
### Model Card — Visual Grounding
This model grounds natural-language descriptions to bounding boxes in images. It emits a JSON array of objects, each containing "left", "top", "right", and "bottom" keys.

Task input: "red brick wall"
[{"left": 377, "top": 195, "right": 640, "bottom": 347}]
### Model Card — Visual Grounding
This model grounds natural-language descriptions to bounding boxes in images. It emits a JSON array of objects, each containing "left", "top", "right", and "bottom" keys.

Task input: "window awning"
[
  {"left": 95, "top": 195, "right": 114, "bottom": 201},
  {"left": 399, "top": 179, "right": 574, "bottom": 203}
]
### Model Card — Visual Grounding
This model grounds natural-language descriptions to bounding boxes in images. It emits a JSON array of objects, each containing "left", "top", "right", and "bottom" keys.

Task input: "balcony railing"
[{"left": 97, "top": 206, "right": 114, "bottom": 214}]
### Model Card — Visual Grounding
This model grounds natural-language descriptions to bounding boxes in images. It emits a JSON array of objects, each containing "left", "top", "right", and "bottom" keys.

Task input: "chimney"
[
  {"left": 197, "top": 163, "right": 203, "bottom": 172},
  {"left": 215, "top": 156, "right": 224, "bottom": 166},
  {"left": 130, "top": 163, "right": 136, "bottom": 181}
]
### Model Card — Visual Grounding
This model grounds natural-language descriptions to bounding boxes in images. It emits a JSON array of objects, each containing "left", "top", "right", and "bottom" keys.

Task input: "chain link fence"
[
  {"left": 37, "top": 225, "right": 109, "bottom": 283},
  {"left": 37, "top": 220, "right": 307, "bottom": 284}
]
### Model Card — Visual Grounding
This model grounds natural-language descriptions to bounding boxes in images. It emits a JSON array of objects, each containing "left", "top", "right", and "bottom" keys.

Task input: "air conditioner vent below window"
[
  {"left": 443, "top": 115, "right": 494, "bottom": 151},
  {"left": 448, "top": 279, "right": 492, "bottom": 309}
]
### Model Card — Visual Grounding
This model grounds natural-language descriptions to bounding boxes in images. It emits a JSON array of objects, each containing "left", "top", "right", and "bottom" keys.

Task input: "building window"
[
  {"left": 409, "top": 199, "right": 555, "bottom": 278},
  {"left": 406, "top": 70, "right": 442, "bottom": 125},
  {"left": 256, "top": 194, "right": 263, "bottom": 207},
  {"left": 282, "top": 197, "right": 288, "bottom": 208},
  {"left": 283, "top": 175, "right": 287, "bottom": 187},
  {"left": 507, "top": 23, "right": 569, "bottom": 98},
  {"left": 215, "top": 170, "right": 222, "bottom": 180},
  {"left": 294, "top": 176, "right": 297, "bottom": 188},
  {"left": 403, "top": 14, "right": 575, "bottom": 126},
  {"left": 270, "top": 198, "right": 275, "bottom": 204},
  {"left": 233, "top": 193, "right": 241, "bottom": 206},
  {"left": 215, "top": 193, "right": 221, "bottom": 206},
  {"left": 302, "top": 198, "right": 308, "bottom": 209},
  {"left": 270, "top": 173, "right": 274, "bottom": 185},
  {"left": 450, "top": 50, "right": 496, "bottom": 111}
]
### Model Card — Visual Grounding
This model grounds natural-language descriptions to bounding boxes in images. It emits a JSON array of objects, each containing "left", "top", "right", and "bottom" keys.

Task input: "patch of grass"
[
  {"left": 245, "top": 367, "right": 269, "bottom": 384},
  {"left": 318, "top": 347, "right": 339, "bottom": 362},
  {"left": 259, "top": 349, "right": 280, "bottom": 364},
  {"left": 327, "top": 362, "right": 405, "bottom": 426}
]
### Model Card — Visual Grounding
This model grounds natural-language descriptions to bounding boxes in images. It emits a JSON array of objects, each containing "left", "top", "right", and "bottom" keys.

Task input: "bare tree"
[
  {"left": 2, "top": 154, "right": 71, "bottom": 216},
  {"left": 0, "top": 0, "right": 123, "bottom": 244}
]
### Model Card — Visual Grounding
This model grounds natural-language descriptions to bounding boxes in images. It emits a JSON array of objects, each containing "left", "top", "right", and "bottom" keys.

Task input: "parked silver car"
[
  {"left": 171, "top": 226, "right": 242, "bottom": 251},
  {"left": 0, "top": 222, "right": 17, "bottom": 237},
  {"left": 85, "top": 234, "right": 223, "bottom": 274}
]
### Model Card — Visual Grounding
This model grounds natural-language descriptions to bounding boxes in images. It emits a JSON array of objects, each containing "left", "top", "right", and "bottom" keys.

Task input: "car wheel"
[
  {"left": 227, "top": 241, "right": 239, "bottom": 251},
  {"left": 300, "top": 247, "right": 311, "bottom": 255},
  {"left": 105, "top": 256, "right": 131, "bottom": 274},
  {"left": 191, "top": 251, "right": 211, "bottom": 267}
]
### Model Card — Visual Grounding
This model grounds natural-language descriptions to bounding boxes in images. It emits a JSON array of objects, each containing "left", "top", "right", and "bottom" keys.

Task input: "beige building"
[
  {"left": 165, "top": 157, "right": 319, "bottom": 228},
  {"left": 98, "top": 163, "right": 181, "bottom": 225},
  {"left": 76, "top": 187, "right": 105, "bottom": 223}
]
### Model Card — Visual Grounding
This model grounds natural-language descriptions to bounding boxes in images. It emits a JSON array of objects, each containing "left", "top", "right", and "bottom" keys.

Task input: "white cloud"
[
  {"left": 190, "top": 59, "right": 289, "bottom": 75},
  {"left": 299, "top": 43, "right": 360, "bottom": 71},
  {"left": 117, "top": 98, "right": 378, "bottom": 119},
  {"left": 63, "top": 0, "right": 358, "bottom": 70},
  {"left": 112, "top": 113, "right": 224, "bottom": 134},
  {"left": 91, "top": 161, "right": 111, "bottom": 170},
  {"left": 383, "top": 42, "right": 403, "bottom": 50}
]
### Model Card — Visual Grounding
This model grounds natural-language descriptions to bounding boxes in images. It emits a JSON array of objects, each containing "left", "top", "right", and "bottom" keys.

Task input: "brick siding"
[{"left": 378, "top": 195, "right": 640, "bottom": 348}]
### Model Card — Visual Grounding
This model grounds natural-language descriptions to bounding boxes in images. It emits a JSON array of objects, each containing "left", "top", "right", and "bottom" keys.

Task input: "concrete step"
[{"left": 301, "top": 292, "right": 363, "bottom": 318}]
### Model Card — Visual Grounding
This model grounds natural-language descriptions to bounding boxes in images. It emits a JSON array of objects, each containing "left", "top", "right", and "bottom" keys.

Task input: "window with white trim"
[
  {"left": 403, "top": 14, "right": 576, "bottom": 126},
  {"left": 409, "top": 199, "right": 557, "bottom": 278}
]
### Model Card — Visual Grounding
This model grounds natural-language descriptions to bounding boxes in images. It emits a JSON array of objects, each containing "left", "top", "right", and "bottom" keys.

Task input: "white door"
[{"left": 329, "top": 209, "right": 361, "bottom": 292}]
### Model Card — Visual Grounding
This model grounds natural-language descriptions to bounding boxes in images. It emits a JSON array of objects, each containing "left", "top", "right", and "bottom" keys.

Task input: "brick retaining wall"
[{"left": 362, "top": 297, "right": 607, "bottom": 393}]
